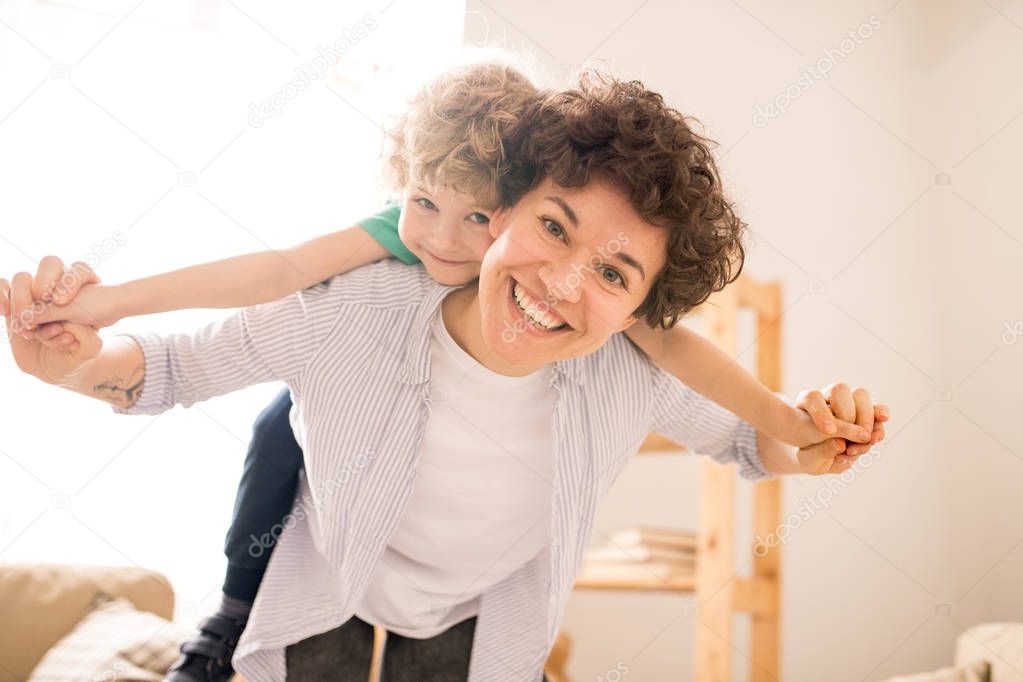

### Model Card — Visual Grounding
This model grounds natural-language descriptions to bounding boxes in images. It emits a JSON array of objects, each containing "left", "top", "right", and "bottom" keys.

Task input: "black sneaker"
[{"left": 165, "top": 614, "right": 246, "bottom": 682}]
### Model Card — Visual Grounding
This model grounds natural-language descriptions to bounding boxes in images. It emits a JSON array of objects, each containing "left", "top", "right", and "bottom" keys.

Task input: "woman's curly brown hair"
[
  {"left": 501, "top": 70, "right": 747, "bottom": 329},
  {"left": 385, "top": 61, "right": 538, "bottom": 210}
]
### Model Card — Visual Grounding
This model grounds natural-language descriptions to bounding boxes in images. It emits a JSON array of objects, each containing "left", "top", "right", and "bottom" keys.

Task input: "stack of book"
[{"left": 577, "top": 526, "right": 698, "bottom": 584}]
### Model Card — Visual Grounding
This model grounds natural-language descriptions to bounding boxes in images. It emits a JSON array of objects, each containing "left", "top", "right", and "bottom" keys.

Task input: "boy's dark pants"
[{"left": 222, "top": 387, "right": 302, "bottom": 603}]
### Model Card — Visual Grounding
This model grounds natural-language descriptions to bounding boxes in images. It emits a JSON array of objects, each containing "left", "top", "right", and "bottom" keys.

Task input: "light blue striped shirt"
[{"left": 120, "top": 259, "right": 771, "bottom": 681}]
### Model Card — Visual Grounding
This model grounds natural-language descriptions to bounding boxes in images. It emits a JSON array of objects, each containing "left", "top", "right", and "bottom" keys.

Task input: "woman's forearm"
[{"left": 58, "top": 334, "right": 146, "bottom": 409}]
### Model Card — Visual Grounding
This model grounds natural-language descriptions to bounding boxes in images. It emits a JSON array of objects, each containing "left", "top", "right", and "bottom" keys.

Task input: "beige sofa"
[
  {"left": 0, "top": 561, "right": 572, "bottom": 682},
  {"left": 883, "top": 622, "right": 1023, "bottom": 682},
  {"left": 0, "top": 562, "right": 176, "bottom": 681}
]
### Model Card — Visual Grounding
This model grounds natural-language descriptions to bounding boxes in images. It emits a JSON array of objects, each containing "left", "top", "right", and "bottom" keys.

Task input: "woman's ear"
[
  {"left": 616, "top": 315, "right": 639, "bottom": 333},
  {"left": 489, "top": 206, "right": 509, "bottom": 240}
]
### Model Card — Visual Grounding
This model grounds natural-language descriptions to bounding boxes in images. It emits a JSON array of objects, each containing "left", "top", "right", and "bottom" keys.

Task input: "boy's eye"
[
  {"left": 543, "top": 218, "right": 566, "bottom": 241},
  {"left": 468, "top": 212, "right": 490, "bottom": 224},
  {"left": 416, "top": 197, "right": 437, "bottom": 210}
]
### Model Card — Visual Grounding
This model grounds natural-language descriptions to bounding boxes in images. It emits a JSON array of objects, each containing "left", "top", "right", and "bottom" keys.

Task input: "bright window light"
[{"left": 0, "top": 0, "right": 465, "bottom": 619}]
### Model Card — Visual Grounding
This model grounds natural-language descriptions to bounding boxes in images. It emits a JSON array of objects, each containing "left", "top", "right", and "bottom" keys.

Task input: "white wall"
[{"left": 462, "top": 0, "right": 1023, "bottom": 679}]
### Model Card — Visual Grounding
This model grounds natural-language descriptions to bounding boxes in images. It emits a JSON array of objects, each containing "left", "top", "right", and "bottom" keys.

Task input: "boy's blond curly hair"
[{"left": 385, "top": 61, "right": 538, "bottom": 210}]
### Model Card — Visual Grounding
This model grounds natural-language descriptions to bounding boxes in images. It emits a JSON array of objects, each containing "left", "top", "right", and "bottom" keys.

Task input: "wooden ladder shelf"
[{"left": 569, "top": 276, "right": 784, "bottom": 682}]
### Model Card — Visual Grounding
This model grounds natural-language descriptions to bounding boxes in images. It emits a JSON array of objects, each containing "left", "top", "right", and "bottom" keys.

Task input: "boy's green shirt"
[{"left": 358, "top": 203, "right": 419, "bottom": 265}]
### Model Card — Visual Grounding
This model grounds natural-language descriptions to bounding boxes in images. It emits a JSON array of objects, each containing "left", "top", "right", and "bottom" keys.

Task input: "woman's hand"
[
  {"left": 1, "top": 270, "right": 104, "bottom": 386},
  {"left": 792, "top": 383, "right": 889, "bottom": 475}
]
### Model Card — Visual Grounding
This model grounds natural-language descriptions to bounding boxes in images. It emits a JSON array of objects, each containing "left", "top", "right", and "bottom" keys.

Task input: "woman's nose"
[{"left": 538, "top": 263, "right": 583, "bottom": 304}]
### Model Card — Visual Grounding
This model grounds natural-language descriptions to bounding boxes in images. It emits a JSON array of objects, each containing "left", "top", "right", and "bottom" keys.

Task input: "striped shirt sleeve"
[
  {"left": 116, "top": 279, "right": 344, "bottom": 416},
  {"left": 648, "top": 363, "right": 773, "bottom": 481}
]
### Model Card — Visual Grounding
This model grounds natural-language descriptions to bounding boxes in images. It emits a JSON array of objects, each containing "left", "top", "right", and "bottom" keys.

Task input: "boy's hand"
[
  {"left": 792, "top": 383, "right": 889, "bottom": 475},
  {"left": 9, "top": 256, "right": 123, "bottom": 337}
]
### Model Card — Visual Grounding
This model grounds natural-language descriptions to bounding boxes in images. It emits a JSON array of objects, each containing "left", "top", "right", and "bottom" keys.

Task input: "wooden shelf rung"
[{"left": 574, "top": 573, "right": 696, "bottom": 592}]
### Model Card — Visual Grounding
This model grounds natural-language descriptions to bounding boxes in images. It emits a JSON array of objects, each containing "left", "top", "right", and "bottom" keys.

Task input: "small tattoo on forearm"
[{"left": 93, "top": 366, "right": 145, "bottom": 408}]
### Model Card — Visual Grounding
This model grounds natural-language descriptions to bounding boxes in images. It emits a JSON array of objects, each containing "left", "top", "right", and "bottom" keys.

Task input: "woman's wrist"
[{"left": 757, "top": 429, "right": 800, "bottom": 475}]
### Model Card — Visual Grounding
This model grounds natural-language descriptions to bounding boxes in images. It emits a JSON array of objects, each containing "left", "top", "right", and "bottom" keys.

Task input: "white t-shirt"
[{"left": 355, "top": 308, "right": 557, "bottom": 638}]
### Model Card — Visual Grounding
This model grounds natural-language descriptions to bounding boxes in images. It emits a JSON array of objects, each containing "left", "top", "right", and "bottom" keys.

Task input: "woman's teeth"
[{"left": 513, "top": 282, "right": 567, "bottom": 331}]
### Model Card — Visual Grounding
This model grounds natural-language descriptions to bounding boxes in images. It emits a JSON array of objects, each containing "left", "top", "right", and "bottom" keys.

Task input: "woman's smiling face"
[{"left": 477, "top": 177, "right": 669, "bottom": 369}]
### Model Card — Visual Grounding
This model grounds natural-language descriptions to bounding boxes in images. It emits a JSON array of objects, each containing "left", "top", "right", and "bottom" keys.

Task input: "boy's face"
[
  {"left": 398, "top": 186, "right": 495, "bottom": 285},
  {"left": 477, "top": 177, "right": 669, "bottom": 369}
]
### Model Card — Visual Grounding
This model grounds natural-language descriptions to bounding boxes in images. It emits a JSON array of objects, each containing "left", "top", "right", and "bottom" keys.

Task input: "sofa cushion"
[
  {"left": 956, "top": 622, "right": 1023, "bottom": 682},
  {"left": 27, "top": 595, "right": 192, "bottom": 682},
  {"left": 0, "top": 562, "right": 175, "bottom": 681},
  {"left": 881, "top": 660, "right": 989, "bottom": 682}
]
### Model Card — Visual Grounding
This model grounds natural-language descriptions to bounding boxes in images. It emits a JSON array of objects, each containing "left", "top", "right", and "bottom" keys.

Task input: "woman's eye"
[
  {"left": 468, "top": 212, "right": 490, "bottom": 224},
  {"left": 416, "top": 198, "right": 437, "bottom": 210},
  {"left": 602, "top": 267, "right": 625, "bottom": 288},
  {"left": 543, "top": 218, "right": 565, "bottom": 241}
]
